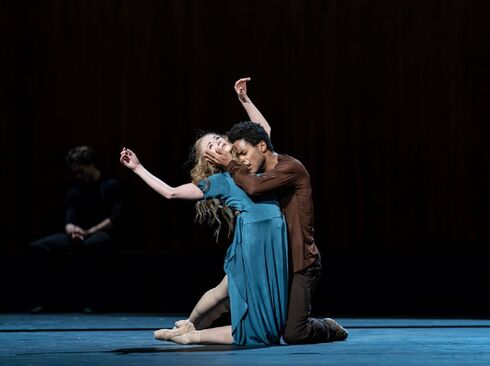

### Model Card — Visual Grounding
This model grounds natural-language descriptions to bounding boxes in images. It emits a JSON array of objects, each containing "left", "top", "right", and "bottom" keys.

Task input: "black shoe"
[
  {"left": 30, "top": 306, "right": 45, "bottom": 314},
  {"left": 322, "top": 318, "right": 349, "bottom": 341}
]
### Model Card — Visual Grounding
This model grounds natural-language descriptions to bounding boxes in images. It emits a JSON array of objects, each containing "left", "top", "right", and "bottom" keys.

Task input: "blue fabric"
[{"left": 198, "top": 173, "right": 289, "bottom": 345}]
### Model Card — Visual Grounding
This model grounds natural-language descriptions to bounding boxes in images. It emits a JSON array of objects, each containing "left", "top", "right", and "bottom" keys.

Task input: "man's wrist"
[
  {"left": 239, "top": 95, "right": 251, "bottom": 104},
  {"left": 226, "top": 160, "right": 239, "bottom": 171}
]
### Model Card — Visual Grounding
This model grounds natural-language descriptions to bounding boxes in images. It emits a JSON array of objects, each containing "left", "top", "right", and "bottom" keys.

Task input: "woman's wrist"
[{"left": 134, "top": 164, "right": 145, "bottom": 174}]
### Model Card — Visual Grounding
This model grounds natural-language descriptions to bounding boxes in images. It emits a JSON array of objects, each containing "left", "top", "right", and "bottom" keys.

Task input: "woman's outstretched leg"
[
  {"left": 168, "top": 326, "right": 233, "bottom": 345},
  {"left": 154, "top": 275, "right": 229, "bottom": 340}
]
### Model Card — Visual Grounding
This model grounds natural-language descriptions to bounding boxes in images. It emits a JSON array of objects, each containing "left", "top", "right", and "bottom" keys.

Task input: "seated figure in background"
[{"left": 29, "top": 145, "right": 123, "bottom": 313}]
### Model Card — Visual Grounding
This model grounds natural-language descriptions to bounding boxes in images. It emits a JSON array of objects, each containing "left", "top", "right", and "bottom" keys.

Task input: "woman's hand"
[
  {"left": 234, "top": 77, "right": 251, "bottom": 103},
  {"left": 120, "top": 147, "right": 140, "bottom": 171},
  {"left": 119, "top": 147, "right": 203, "bottom": 200}
]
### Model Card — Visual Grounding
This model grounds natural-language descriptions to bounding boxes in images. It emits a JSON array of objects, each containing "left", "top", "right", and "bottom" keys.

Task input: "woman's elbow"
[{"left": 163, "top": 190, "right": 177, "bottom": 199}]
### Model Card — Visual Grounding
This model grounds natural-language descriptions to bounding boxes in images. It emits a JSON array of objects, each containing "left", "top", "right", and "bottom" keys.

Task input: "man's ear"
[{"left": 258, "top": 141, "right": 268, "bottom": 153}]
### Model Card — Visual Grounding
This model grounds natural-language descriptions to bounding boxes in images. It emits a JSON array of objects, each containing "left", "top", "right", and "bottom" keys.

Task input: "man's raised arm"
[{"left": 234, "top": 77, "right": 271, "bottom": 137}]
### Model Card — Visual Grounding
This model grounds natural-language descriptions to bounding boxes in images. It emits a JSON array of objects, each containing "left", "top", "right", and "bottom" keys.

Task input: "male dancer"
[
  {"left": 157, "top": 78, "right": 347, "bottom": 344},
  {"left": 205, "top": 80, "right": 347, "bottom": 344}
]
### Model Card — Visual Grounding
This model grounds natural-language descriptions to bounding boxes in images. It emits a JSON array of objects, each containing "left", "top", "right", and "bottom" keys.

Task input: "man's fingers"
[
  {"left": 204, "top": 152, "right": 215, "bottom": 161},
  {"left": 206, "top": 150, "right": 219, "bottom": 157},
  {"left": 235, "top": 77, "right": 251, "bottom": 87}
]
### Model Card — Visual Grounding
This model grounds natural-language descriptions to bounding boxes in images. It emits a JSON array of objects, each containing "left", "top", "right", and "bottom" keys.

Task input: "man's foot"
[
  {"left": 322, "top": 318, "right": 349, "bottom": 341},
  {"left": 154, "top": 320, "right": 195, "bottom": 341}
]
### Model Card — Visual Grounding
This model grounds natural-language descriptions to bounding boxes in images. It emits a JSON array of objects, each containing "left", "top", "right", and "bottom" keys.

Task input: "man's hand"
[
  {"left": 205, "top": 148, "right": 233, "bottom": 168},
  {"left": 66, "top": 224, "right": 87, "bottom": 241},
  {"left": 234, "top": 77, "right": 251, "bottom": 103}
]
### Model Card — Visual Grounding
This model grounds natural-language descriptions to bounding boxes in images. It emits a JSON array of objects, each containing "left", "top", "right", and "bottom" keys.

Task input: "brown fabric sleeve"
[{"left": 226, "top": 159, "right": 298, "bottom": 196}]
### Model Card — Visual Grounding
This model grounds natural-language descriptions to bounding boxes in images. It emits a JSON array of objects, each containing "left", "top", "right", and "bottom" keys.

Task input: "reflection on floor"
[{"left": 1, "top": 314, "right": 489, "bottom": 366}]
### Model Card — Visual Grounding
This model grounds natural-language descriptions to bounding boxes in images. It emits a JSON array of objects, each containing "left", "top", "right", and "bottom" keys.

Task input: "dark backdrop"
[{"left": 1, "top": 0, "right": 489, "bottom": 315}]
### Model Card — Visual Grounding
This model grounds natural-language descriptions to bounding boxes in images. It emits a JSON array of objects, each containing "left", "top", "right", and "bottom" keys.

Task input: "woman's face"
[{"left": 199, "top": 134, "right": 232, "bottom": 155}]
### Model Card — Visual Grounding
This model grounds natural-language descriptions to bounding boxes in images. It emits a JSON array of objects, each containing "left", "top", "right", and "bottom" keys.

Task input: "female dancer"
[{"left": 119, "top": 130, "right": 288, "bottom": 345}]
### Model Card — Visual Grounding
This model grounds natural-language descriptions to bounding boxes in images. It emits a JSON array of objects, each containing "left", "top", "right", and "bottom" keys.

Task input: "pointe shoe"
[
  {"left": 154, "top": 320, "right": 196, "bottom": 341},
  {"left": 174, "top": 319, "right": 196, "bottom": 333},
  {"left": 169, "top": 330, "right": 199, "bottom": 345},
  {"left": 154, "top": 328, "right": 180, "bottom": 341},
  {"left": 154, "top": 325, "right": 193, "bottom": 341}
]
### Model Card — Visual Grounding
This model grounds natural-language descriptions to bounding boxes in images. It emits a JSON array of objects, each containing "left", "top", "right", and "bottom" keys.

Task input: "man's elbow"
[{"left": 243, "top": 185, "right": 261, "bottom": 196}]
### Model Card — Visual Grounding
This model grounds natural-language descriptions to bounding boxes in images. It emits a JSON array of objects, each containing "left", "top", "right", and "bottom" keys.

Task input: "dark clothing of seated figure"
[
  {"left": 29, "top": 145, "right": 123, "bottom": 313},
  {"left": 29, "top": 176, "right": 122, "bottom": 313},
  {"left": 30, "top": 176, "right": 122, "bottom": 253}
]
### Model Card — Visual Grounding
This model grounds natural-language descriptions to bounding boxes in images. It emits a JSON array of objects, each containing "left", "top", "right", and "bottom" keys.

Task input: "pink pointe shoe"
[{"left": 154, "top": 319, "right": 196, "bottom": 341}]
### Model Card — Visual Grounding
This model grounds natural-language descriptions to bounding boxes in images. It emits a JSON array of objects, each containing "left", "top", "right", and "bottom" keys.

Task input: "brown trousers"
[{"left": 282, "top": 256, "right": 337, "bottom": 344}]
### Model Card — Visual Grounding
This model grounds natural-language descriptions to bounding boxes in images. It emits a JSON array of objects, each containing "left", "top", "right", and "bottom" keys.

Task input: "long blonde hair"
[{"left": 190, "top": 134, "right": 237, "bottom": 242}]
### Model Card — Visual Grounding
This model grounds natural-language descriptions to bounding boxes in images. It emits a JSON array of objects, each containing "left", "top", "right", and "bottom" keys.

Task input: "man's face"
[
  {"left": 69, "top": 163, "right": 94, "bottom": 182},
  {"left": 233, "top": 139, "right": 266, "bottom": 174}
]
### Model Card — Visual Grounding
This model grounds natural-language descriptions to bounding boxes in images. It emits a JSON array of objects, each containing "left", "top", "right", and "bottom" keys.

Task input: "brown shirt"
[{"left": 227, "top": 154, "right": 320, "bottom": 273}]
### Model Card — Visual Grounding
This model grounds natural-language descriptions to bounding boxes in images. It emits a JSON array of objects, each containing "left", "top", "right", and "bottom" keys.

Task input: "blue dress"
[{"left": 198, "top": 172, "right": 289, "bottom": 345}]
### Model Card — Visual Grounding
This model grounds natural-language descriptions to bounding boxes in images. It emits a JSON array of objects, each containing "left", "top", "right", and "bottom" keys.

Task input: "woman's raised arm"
[{"left": 120, "top": 147, "right": 203, "bottom": 200}]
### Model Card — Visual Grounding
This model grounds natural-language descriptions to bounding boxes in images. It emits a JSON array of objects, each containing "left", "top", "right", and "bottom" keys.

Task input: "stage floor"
[{"left": 0, "top": 314, "right": 489, "bottom": 365}]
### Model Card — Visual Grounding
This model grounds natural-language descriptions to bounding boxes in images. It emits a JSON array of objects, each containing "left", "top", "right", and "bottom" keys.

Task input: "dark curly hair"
[
  {"left": 65, "top": 145, "right": 95, "bottom": 166},
  {"left": 227, "top": 121, "right": 274, "bottom": 152}
]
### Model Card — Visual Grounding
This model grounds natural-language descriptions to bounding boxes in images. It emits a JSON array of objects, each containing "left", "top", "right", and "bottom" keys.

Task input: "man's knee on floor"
[
  {"left": 283, "top": 328, "right": 308, "bottom": 345},
  {"left": 283, "top": 318, "right": 330, "bottom": 344}
]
